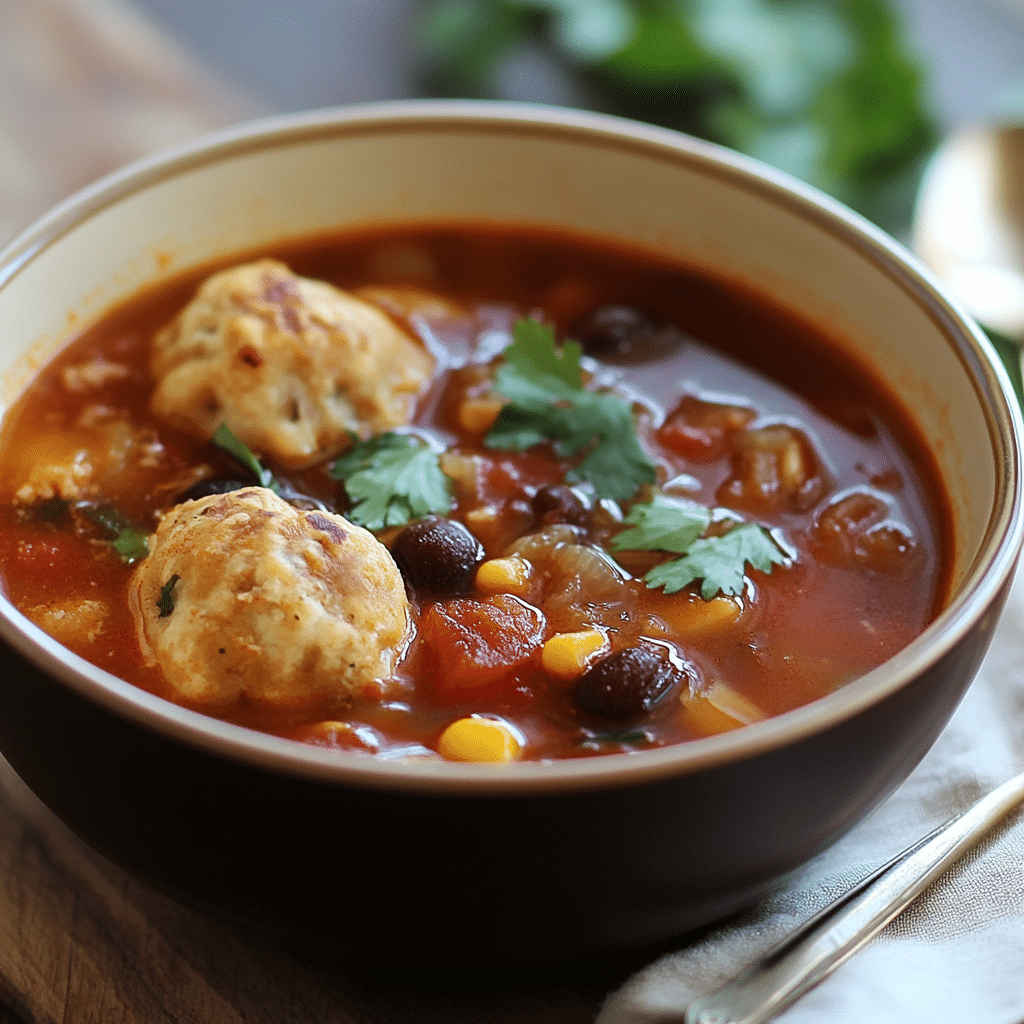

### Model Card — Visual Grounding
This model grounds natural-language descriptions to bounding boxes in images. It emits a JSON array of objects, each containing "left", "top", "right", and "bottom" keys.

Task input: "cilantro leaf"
[
  {"left": 211, "top": 423, "right": 281, "bottom": 494},
  {"left": 75, "top": 502, "right": 150, "bottom": 563},
  {"left": 493, "top": 317, "right": 584, "bottom": 400},
  {"left": 565, "top": 394, "right": 660, "bottom": 500},
  {"left": 612, "top": 494, "right": 712, "bottom": 554},
  {"left": 112, "top": 529, "right": 152, "bottom": 563},
  {"left": 612, "top": 496, "right": 788, "bottom": 599},
  {"left": 485, "top": 319, "right": 657, "bottom": 501},
  {"left": 157, "top": 574, "right": 180, "bottom": 617},
  {"left": 644, "top": 522, "right": 788, "bottom": 599},
  {"left": 330, "top": 433, "right": 452, "bottom": 531},
  {"left": 485, "top": 399, "right": 567, "bottom": 451}
]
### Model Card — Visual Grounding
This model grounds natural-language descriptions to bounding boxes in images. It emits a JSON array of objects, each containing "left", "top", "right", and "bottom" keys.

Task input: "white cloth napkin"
[{"left": 598, "top": 559, "right": 1024, "bottom": 1024}]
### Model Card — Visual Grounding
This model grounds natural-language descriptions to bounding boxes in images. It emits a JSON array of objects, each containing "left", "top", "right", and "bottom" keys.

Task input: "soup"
[{"left": 0, "top": 226, "right": 950, "bottom": 762}]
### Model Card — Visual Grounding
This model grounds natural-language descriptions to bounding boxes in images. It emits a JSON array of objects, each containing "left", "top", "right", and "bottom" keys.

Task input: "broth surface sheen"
[{"left": 0, "top": 226, "right": 950, "bottom": 762}]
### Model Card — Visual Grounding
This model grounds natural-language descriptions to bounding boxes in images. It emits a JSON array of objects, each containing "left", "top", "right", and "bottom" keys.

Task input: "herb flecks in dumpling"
[{"left": 129, "top": 487, "right": 411, "bottom": 706}]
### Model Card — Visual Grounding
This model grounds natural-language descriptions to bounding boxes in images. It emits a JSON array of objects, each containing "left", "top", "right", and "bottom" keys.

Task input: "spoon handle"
[{"left": 684, "top": 769, "right": 1024, "bottom": 1024}]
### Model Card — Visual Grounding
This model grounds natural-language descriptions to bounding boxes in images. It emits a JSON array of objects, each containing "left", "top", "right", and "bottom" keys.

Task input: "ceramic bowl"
[{"left": 0, "top": 102, "right": 1020, "bottom": 969}]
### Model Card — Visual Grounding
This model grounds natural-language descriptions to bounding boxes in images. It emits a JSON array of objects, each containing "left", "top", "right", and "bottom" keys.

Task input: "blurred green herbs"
[
  {"left": 986, "top": 327, "right": 1024, "bottom": 406},
  {"left": 416, "top": 0, "right": 937, "bottom": 234}
]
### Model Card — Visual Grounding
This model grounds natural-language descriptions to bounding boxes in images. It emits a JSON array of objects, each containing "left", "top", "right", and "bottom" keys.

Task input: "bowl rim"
[{"left": 1, "top": 98, "right": 1021, "bottom": 795}]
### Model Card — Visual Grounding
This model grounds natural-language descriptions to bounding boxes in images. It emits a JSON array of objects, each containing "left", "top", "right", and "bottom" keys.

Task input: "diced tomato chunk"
[
  {"left": 657, "top": 396, "right": 754, "bottom": 461},
  {"left": 812, "top": 490, "right": 917, "bottom": 574},
  {"left": 717, "top": 424, "right": 825, "bottom": 512},
  {"left": 418, "top": 593, "right": 546, "bottom": 689}
]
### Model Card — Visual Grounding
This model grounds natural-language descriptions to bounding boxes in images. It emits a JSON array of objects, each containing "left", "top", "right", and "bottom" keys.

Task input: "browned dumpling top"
[
  {"left": 129, "top": 487, "right": 411, "bottom": 706},
  {"left": 149, "top": 259, "right": 435, "bottom": 468}
]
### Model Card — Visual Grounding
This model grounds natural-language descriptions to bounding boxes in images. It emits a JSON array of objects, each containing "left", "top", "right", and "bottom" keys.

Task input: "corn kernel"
[
  {"left": 457, "top": 397, "right": 505, "bottom": 434},
  {"left": 475, "top": 555, "right": 532, "bottom": 594},
  {"left": 437, "top": 715, "right": 522, "bottom": 762},
  {"left": 541, "top": 629, "right": 608, "bottom": 679},
  {"left": 464, "top": 506, "right": 499, "bottom": 528},
  {"left": 439, "top": 452, "right": 481, "bottom": 492}
]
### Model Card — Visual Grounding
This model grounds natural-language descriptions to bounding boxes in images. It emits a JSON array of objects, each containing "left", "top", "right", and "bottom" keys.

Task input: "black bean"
[
  {"left": 280, "top": 494, "right": 330, "bottom": 512},
  {"left": 571, "top": 304, "right": 686, "bottom": 364},
  {"left": 574, "top": 647, "right": 684, "bottom": 722},
  {"left": 176, "top": 478, "right": 249, "bottom": 503},
  {"left": 275, "top": 481, "right": 330, "bottom": 513},
  {"left": 392, "top": 516, "right": 484, "bottom": 597},
  {"left": 176, "top": 477, "right": 330, "bottom": 512},
  {"left": 531, "top": 485, "right": 589, "bottom": 527}
]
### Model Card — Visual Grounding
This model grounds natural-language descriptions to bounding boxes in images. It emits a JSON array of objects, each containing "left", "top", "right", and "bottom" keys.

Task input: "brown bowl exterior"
[
  {"left": 0, "top": 576, "right": 1012, "bottom": 969},
  {"left": 0, "top": 102, "right": 1021, "bottom": 968}
]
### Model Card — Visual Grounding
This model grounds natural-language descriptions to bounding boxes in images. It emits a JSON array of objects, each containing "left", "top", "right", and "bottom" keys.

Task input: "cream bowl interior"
[{"left": 0, "top": 100, "right": 1020, "bottom": 793}]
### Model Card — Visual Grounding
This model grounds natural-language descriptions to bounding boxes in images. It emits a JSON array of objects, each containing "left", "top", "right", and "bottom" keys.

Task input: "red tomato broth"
[{"left": 0, "top": 225, "right": 952, "bottom": 761}]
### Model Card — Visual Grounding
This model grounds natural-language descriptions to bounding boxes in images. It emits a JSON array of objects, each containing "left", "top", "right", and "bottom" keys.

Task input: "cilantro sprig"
[
  {"left": 329, "top": 432, "right": 452, "bottom": 530},
  {"left": 75, "top": 502, "right": 150, "bottom": 563},
  {"left": 211, "top": 423, "right": 281, "bottom": 494},
  {"left": 157, "top": 574, "right": 180, "bottom": 617},
  {"left": 485, "top": 319, "right": 657, "bottom": 501},
  {"left": 209, "top": 423, "right": 332, "bottom": 511},
  {"left": 612, "top": 495, "right": 789, "bottom": 599}
]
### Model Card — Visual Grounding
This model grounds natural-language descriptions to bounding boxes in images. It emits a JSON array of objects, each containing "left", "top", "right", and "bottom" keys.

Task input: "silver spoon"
[
  {"left": 681, "top": 768, "right": 1024, "bottom": 1024},
  {"left": 912, "top": 121, "right": 1024, "bottom": 343}
]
